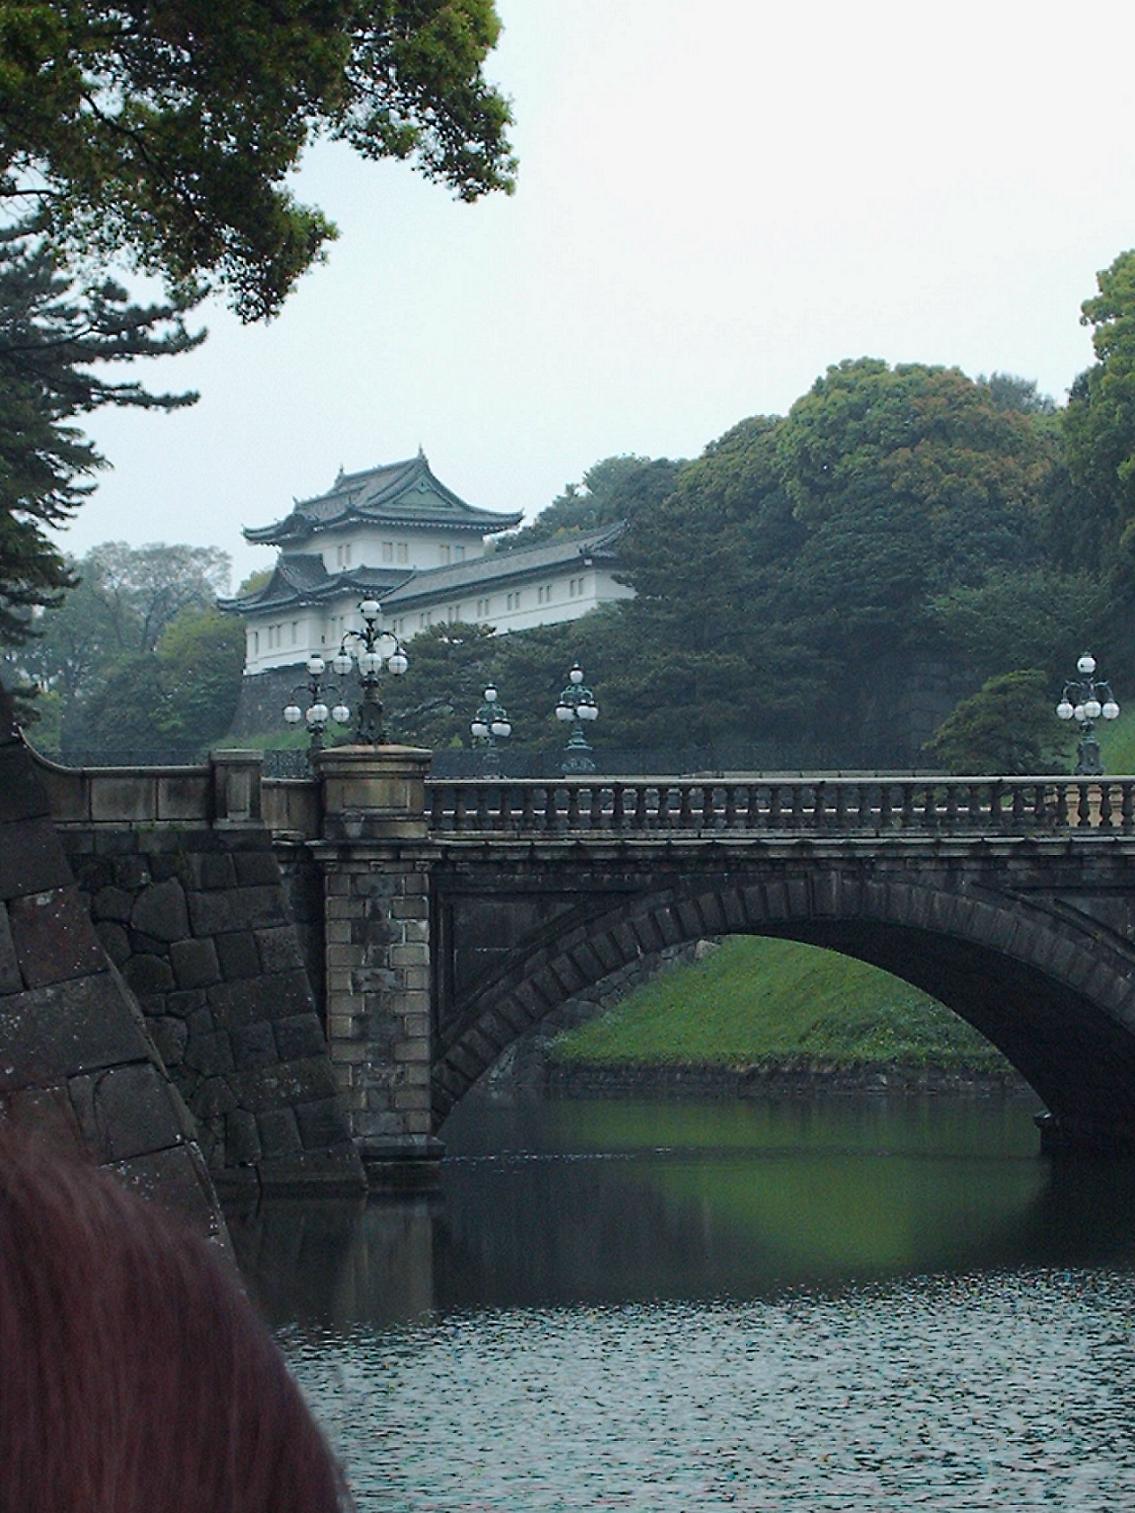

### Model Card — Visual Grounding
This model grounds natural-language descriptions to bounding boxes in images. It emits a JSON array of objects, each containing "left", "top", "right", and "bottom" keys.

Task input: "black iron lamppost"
[
  {"left": 1056, "top": 652, "right": 1120, "bottom": 775},
  {"left": 329, "top": 598, "right": 409, "bottom": 744},
  {"left": 554, "top": 661, "right": 599, "bottom": 774},
  {"left": 283, "top": 653, "right": 352, "bottom": 763},
  {"left": 470, "top": 684, "right": 512, "bottom": 776}
]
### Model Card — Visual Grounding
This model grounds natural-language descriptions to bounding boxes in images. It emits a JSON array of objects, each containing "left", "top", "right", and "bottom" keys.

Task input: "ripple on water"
[{"left": 281, "top": 1268, "right": 1135, "bottom": 1512}]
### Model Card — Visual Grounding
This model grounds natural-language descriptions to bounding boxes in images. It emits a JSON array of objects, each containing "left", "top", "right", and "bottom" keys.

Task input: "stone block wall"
[
  {"left": 0, "top": 724, "right": 224, "bottom": 1236},
  {"left": 319, "top": 852, "right": 437, "bottom": 1175},
  {"left": 59, "top": 823, "right": 364, "bottom": 1194}
]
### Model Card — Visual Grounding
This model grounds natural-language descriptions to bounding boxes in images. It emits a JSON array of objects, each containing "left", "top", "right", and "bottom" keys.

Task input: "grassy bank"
[{"left": 549, "top": 936, "right": 1011, "bottom": 1074}]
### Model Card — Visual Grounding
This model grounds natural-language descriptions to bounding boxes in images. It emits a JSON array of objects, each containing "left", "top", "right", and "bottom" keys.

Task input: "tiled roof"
[
  {"left": 242, "top": 454, "right": 523, "bottom": 545},
  {"left": 217, "top": 555, "right": 411, "bottom": 613},
  {"left": 383, "top": 522, "right": 626, "bottom": 607}
]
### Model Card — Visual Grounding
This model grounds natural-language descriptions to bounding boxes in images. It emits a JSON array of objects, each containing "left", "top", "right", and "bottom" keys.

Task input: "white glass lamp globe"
[
  {"left": 1084, "top": 698, "right": 1103, "bottom": 720},
  {"left": 331, "top": 704, "right": 351, "bottom": 725},
  {"left": 569, "top": 665, "right": 584, "bottom": 684},
  {"left": 332, "top": 650, "right": 353, "bottom": 675},
  {"left": 555, "top": 703, "right": 573, "bottom": 722},
  {"left": 388, "top": 651, "right": 409, "bottom": 675},
  {"left": 1056, "top": 700, "right": 1075, "bottom": 720},
  {"left": 306, "top": 654, "right": 325, "bottom": 676},
  {"left": 307, "top": 702, "right": 329, "bottom": 725},
  {"left": 491, "top": 720, "right": 511, "bottom": 738},
  {"left": 470, "top": 720, "right": 489, "bottom": 739},
  {"left": 1073, "top": 704, "right": 1087, "bottom": 723},
  {"left": 283, "top": 704, "right": 302, "bottom": 724},
  {"left": 1077, "top": 654, "right": 1097, "bottom": 675},
  {"left": 484, "top": 686, "right": 498, "bottom": 703},
  {"left": 579, "top": 702, "right": 598, "bottom": 721},
  {"left": 1103, "top": 700, "right": 1121, "bottom": 720},
  {"left": 359, "top": 598, "right": 381, "bottom": 619},
  {"left": 358, "top": 650, "right": 383, "bottom": 676}
]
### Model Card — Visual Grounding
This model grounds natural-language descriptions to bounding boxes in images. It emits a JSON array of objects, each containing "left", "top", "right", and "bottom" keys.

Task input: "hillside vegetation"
[{"left": 549, "top": 937, "right": 1012, "bottom": 1073}]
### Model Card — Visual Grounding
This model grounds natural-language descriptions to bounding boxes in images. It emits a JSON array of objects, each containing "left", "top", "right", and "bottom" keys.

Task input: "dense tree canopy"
[
  {"left": 495, "top": 455, "right": 684, "bottom": 555},
  {"left": 1063, "top": 250, "right": 1135, "bottom": 581},
  {"left": 0, "top": 221, "right": 201, "bottom": 650},
  {"left": 0, "top": 1, "right": 515, "bottom": 318},
  {"left": 923, "top": 670, "right": 1070, "bottom": 775},
  {"left": 18, "top": 541, "right": 234, "bottom": 754}
]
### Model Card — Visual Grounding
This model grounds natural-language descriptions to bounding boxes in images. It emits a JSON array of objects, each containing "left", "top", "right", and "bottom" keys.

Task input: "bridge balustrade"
[{"left": 426, "top": 776, "right": 1135, "bottom": 837}]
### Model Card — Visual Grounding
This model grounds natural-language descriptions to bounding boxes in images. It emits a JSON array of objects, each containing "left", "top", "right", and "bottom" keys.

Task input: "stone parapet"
[{"left": 314, "top": 745, "right": 432, "bottom": 842}]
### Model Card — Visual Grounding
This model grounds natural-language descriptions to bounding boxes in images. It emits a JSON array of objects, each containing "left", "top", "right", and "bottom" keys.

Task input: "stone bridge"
[
  {"left": 275, "top": 751, "right": 1135, "bottom": 1167},
  {"left": 31, "top": 743, "right": 1135, "bottom": 1182}
]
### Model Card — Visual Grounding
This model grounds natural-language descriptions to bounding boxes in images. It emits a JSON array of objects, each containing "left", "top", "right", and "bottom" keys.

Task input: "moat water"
[{"left": 230, "top": 1093, "right": 1135, "bottom": 1510}]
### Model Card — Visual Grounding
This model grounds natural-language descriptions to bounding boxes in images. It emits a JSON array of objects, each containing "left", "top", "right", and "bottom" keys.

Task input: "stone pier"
[{"left": 311, "top": 746, "right": 442, "bottom": 1185}]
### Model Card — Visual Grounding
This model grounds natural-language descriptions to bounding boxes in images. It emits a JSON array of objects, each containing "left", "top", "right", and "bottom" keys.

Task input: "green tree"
[
  {"left": 495, "top": 455, "right": 684, "bottom": 555},
  {"left": 924, "top": 568, "right": 1108, "bottom": 689},
  {"left": 924, "top": 669, "right": 1070, "bottom": 775},
  {"left": 1062, "top": 251, "right": 1135, "bottom": 577},
  {"left": 19, "top": 540, "right": 232, "bottom": 752},
  {"left": 0, "top": 1, "right": 515, "bottom": 319},
  {"left": 154, "top": 607, "right": 245, "bottom": 749},
  {"left": 0, "top": 223, "right": 201, "bottom": 653},
  {"left": 383, "top": 621, "right": 500, "bottom": 748}
]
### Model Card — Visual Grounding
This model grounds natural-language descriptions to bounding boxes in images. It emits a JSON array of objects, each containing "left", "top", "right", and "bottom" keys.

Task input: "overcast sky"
[{"left": 70, "top": 0, "right": 1135, "bottom": 589}]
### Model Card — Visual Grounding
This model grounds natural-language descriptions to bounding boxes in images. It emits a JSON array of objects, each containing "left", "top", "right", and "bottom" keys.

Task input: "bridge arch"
[{"left": 433, "top": 866, "right": 1135, "bottom": 1150}]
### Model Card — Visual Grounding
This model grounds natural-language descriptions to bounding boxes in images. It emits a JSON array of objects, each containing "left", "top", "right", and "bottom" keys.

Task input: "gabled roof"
[
  {"left": 242, "top": 453, "right": 523, "bottom": 546},
  {"left": 217, "top": 555, "right": 412, "bottom": 614},
  {"left": 383, "top": 521, "right": 627, "bottom": 608}
]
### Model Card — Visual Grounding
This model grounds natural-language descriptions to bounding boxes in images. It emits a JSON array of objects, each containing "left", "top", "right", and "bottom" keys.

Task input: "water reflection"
[
  {"left": 230, "top": 1094, "right": 1135, "bottom": 1511},
  {"left": 231, "top": 1092, "right": 1135, "bottom": 1327}
]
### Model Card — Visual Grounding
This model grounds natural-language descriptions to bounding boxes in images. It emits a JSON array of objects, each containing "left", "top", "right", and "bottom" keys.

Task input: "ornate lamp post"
[
  {"left": 470, "top": 684, "right": 512, "bottom": 776},
  {"left": 329, "top": 598, "right": 409, "bottom": 744},
  {"left": 1056, "top": 652, "right": 1120, "bottom": 775},
  {"left": 283, "top": 653, "right": 352, "bottom": 763},
  {"left": 554, "top": 661, "right": 599, "bottom": 774}
]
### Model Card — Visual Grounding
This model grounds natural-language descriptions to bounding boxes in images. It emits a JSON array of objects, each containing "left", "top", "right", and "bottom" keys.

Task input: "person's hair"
[{"left": 0, "top": 1128, "right": 351, "bottom": 1512}]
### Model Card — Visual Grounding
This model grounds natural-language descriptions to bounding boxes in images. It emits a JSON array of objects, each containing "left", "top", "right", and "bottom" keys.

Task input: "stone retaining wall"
[
  {"left": 0, "top": 722, "right": 224, "bottom": 1235},
  {"left": 32, "top": 746, "right": 364, "bottom": 1195}
]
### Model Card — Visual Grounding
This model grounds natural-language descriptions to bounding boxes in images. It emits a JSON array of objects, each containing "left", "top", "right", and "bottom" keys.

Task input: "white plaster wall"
[
  {"left": 318, "top": 527, "right": 485, "bottom": 574},
  {"left": 240, "top": 567, "right": 633, "bottom": 673}
]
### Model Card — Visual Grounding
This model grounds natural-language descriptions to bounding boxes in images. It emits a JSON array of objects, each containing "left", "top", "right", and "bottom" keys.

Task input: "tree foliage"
[
  {"left": 495, "top": 455, "right": 684, "bottom": 555},
  {"left": 19, "top": 541, "right": 234, "bottom": 754},
  {"left": 0, "top": 1, "right": 515, "bottom": 319},
  {"left": 923, "top": 670, "right": 1070, "bottom": 775},
  {"left": 0, "top": 221, "right": 201, "bottom": 649}
]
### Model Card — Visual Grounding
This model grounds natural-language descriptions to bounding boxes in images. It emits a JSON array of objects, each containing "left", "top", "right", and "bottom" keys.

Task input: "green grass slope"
[
  {"left": 549, "top": 936, "right": 1010, "bottom": 1073},
  {"left": 1097, "top": 707, "right": 1135, "bottom": 774}
]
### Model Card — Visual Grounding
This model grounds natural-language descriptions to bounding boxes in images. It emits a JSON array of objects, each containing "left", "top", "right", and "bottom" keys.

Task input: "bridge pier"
[{"left": 313, "top": 746, "right": 442, "bottom": 1187}]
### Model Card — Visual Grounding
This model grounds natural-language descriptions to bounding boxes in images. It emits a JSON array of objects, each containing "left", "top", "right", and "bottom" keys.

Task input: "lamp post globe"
[
  {"left": 334, "top": 599, "right": 410, "bottom": 745},
  {"left": 470, "top": 685, "right": 511, "bottom": 777},
  {"left": 281, "top": 661, "right": 350, "bottom": 766},
  {"left": 1056, "top": 653, "right": 1120, "bottom": 776},
  {"left": 556, "top": 662, "right": 599, "bottom": 774}
]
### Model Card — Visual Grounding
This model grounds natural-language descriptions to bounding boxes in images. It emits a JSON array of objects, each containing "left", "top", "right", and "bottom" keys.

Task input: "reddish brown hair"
[{"left": 0, "top": 1132, "right": 351, "bottom": 1512}]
